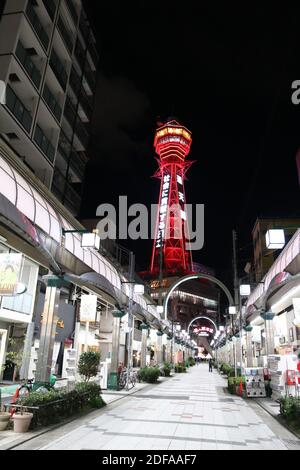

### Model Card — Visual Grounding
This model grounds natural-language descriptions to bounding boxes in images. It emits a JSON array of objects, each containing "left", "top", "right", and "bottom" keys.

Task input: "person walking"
[{"left": 208, "top": 358, "right": 213, "bottom": 372}]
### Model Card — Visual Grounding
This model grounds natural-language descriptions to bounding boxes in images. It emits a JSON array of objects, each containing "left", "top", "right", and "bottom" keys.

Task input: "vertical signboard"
[{"left": 79, "top": 294, "right": 98, "bottom": 322}]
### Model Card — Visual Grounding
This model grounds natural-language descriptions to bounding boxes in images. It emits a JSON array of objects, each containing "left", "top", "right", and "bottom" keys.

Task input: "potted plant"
[
  {"left": 12, "top": 408, "right": 33, "bottom": 433},
  {"left": 0, "top": 408, "right": 10, "bottom": 431}
]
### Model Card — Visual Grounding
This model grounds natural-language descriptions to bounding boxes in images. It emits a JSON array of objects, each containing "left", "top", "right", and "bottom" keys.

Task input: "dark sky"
[{"left": 81, "top": 2, "right": 300, "bottom": 285}]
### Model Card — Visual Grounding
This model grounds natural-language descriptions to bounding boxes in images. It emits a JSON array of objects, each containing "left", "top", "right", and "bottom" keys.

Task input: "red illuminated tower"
[{"left": 151, "top": 119, "right": 194, "bottom": 276}]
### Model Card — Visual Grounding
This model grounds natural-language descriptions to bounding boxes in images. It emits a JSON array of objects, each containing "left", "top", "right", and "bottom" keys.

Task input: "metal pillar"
[
  {"left": 108, "top": 309, "right": 125, "bottom": 390},
  {"left": 126, "top": 252, "right": 135, "bottom": 391},
  {"left": 155, "top": 332, "right": 163, "bottom": 365},
  {"left": 19, "top": 322, "right": 35, "bottom": 380},
  {"left": 140, "top": 325, "right": 148, "bottom": 368},
  {"left": 35, "top": 277, "right": 62, "bottom": 383},
  {"left": 245, "top": 327, "right": 253, "bottom": 367},
  {"left": 261, "top": 312, "right": 275, "bottom": 356}
]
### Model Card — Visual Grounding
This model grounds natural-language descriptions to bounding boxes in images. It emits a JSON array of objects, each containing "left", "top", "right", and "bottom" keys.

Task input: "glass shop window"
[{"left": 1, "top": 257, "right": 39, "bottom": 315}]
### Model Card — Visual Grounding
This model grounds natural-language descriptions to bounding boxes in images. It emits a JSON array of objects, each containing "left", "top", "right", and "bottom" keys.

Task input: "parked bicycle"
[
  {"left": 9, "top": 375, "right": 56, "bottom": 415},
  {"left": 17, "top": 375, "right": 56, "bottom": 397},
  {"left": 118, "top": 368, "right": 137, "bottom": 390}
]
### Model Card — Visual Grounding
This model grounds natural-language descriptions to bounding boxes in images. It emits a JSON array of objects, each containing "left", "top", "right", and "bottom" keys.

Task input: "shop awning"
[{"left": 64, "top": 272, "right": 118, "bottom": 307}]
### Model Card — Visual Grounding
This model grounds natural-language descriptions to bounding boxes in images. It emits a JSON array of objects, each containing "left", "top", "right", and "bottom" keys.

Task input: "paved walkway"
[{"left": 11, "top": 364, "right": 300, "bottom": 450}]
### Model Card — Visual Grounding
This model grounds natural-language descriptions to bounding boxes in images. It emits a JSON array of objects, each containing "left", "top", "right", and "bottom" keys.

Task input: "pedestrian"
[{"left": 208, "top": 358, "right": 213, "bottom": 372}]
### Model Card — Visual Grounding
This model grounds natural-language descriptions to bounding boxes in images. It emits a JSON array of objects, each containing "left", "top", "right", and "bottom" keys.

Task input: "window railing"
[
  {"left": 69, "top": 150, "right": 85, "bottom": 179},
  {"left": 79, "top": 14, "right": 90, "bottom": 41},
  {"left": 26, "top": 1, "right": 49, "bottom": 50},
  {"left": 87, "top": 41, "right": 99, "bottom": 67},
  {"left": 52, "top": 167, "right": 81, "bottom": 210},
  {"left": 34, "top": 124, "right": 55, "bottom": 162},
  {"left": 15, "top": 40, "right": 41, "bottom": 89},
  {"left": 79, "top": 88, "right": 92, "bottom": 120},
  {"left": 64, "top": 96, "right": 76, "bottom": 127},
  {"left": 49, "top": 48, "right": 68, "bottom": 90},
  {"left": 65, "top": 0, "right": 78, "bottom": 25},
  {"left": 42, "top": 0, "right": 57, "bottom": 21},
  {"left": 75, "top": 39, "right": 85, "bottom": 69},
  {"left": 57, "top": 15, "right": 74, "bottom": 54},
  {"left": 69, "top": 66, "right": 81, "bottom": 95},
  {"left": 84, "top": 67, "right": 96, "bottom": 93},
  {"left": 75, "top": 118, "right": 89, "bottom": 148},
  {"left": 43, "top": 83, "right": 62, "bottom": 122},
  {"left": 5, "top": 85, "right": 32, "bottom": 132},
  {"left": 65, "top": 181, "right": 81, "bottom": 209}
]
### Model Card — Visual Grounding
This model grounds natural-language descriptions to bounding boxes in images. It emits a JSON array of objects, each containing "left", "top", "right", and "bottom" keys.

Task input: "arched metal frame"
[
  {"left": 187, "top": 315, "right": 218, "bottom": 336},
  {"left": 163, "top": 273, "right": 234, "bottom": 321}
]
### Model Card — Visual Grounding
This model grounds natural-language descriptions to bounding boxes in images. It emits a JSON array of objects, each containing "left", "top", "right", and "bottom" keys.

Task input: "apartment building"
[{"left": 0, "top": 0, "right": 98, "bottom": 215}]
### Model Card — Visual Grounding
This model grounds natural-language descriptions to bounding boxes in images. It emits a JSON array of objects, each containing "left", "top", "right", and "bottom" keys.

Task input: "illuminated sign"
[
  {"left": 80, "top": 294, "right": 98, "bottom": 322},
  {"left": 193, "top": 326, "right": 214, "bottom": 334},
  {"left": 0, "top": 253, "right": 23, "bottom": 295},
  {"left": 156, "top": 174, "right": 170, "bottom": 248}
]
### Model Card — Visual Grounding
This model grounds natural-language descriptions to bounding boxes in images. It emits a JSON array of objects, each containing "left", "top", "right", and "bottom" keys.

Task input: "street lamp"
[
  {"left": 265, "top": 229, "right": 285, "bottom": 249},
  {"left": 62, "top": 228, "right": 101, "bottom": 250},
  {"left": 239, "top": 284, "right": 251, "bottom": 297},
  {"left": 81, "top": 231, "right": 100, "bottom": 250}
]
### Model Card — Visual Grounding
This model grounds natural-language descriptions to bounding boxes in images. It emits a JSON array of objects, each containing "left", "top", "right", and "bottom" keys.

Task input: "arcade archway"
[{"left": 163, "top": 273, "right": 234, "bottom": 321}]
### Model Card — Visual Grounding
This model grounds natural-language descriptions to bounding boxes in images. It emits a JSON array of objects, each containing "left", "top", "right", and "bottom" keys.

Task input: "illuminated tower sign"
[{"left": 151, "top": 119, "right": 194, "bottom": 275}]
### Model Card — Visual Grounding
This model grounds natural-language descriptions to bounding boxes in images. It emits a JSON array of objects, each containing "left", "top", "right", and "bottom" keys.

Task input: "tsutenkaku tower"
[{"left": 150, "top": 119, "right": 194, "bottom": 275}]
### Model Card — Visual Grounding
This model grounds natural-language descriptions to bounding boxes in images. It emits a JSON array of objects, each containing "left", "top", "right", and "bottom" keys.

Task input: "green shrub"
[
  {"left": 162, "top": 362, "right": 171, "bottom": 377},
  {"left": 188, "top": 357, "right": 196, "bottom": 366},
  {"left": 17, "top": 382, "right": 105, "bottom": 429},
  {"left": 175, "top": 363, "right": 187, "bottom": 373},
  {"left": 280, "top": 396, "right": 300, "bottom": 421},
  {"left": 220, "top": 363, "right": 233, "bottom": 376},
  {"left": 78, "top": 351, "right": 101, "bottom": 382},
  {"left": 138, "top": 367, "right": 160, "bottom": 383},
  {"left": 227, "top": 376, "right": 245, "bottom": 394}
]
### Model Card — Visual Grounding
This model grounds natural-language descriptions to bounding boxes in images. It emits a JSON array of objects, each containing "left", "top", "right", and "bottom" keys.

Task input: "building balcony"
[
  {"left": 84, "top": 65, "right": 96, "bottom": 94},
  {"left": 34, "top": 124, "right": 55, "bottom": 163},
  {"left": 64, "top": 96, "right": 76, "bottom": 128},
  {"left": 5, "top": 84, "right": 32, "bottom": 133},
  {"left": 65, "top": 0, "right": 79, "bottom": 26},
  {"left": 74, "top": 118, "right": 89, "bottom": 149},
  {"left": 69, "top": 150, "right": 85, "bottom": 180},
  {"left": 42, "top": 0, "right": 57, "bottom": 21},
  {"left": 87, "top": 41, "right": 99, "bottom": 68},
  {"left": 78, "top": 88, "right": 93, "bottom": 121},
  {"left": 49, "top": 48, "right": 68, "bottom": 90},
  {"left": 69, "top": 66, "right": 81, "bottom": 96},
  {"left": 26, "top": 0, "right": 50, "bottom": 51},
  {"left": 74, "top": 38, "right": 85, "bottom": 69},
  {"left": 52, "top": 167, "right": 81, "bottom": 213},
  {"left": 15, "top": 40, "right": 41, "bottom": 90},
  {"left": 57, "top": 14, "right": 74, "bottom": 55},
  {"left": 79, "top": 14, "right": 90, "bottom": 42},
  {"left": 57, "top": 143, "right": 85, "bottom": 182},
  {"left": 42, "top": 83, "right": 62, "bottom": 122}
]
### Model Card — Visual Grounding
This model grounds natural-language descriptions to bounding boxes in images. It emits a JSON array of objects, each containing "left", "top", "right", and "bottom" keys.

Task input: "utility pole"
[
  {"left": 232, "top": 230, "right": 238, "bottom": 377},
  {"left": 126, "top": 251, "right": 135, "bottom": 391}
]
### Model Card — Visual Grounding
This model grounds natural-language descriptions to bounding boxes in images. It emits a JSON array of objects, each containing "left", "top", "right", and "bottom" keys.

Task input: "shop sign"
[
  {"left": 80, "top": 294, "right": 97, "bottom": 322},
  {"left": 0, "top": 253, "right": 23, "bottom": 295}
]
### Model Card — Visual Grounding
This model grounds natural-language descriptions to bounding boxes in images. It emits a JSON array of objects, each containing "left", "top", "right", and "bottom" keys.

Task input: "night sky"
[{"left": 81, "top": 2, "right": 300, "bottom": 286}]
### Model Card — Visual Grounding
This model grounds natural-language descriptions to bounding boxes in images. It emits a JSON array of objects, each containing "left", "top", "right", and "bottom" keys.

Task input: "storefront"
[{"left": 0, "top": 241, "right": 40, "bottom": 381}]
